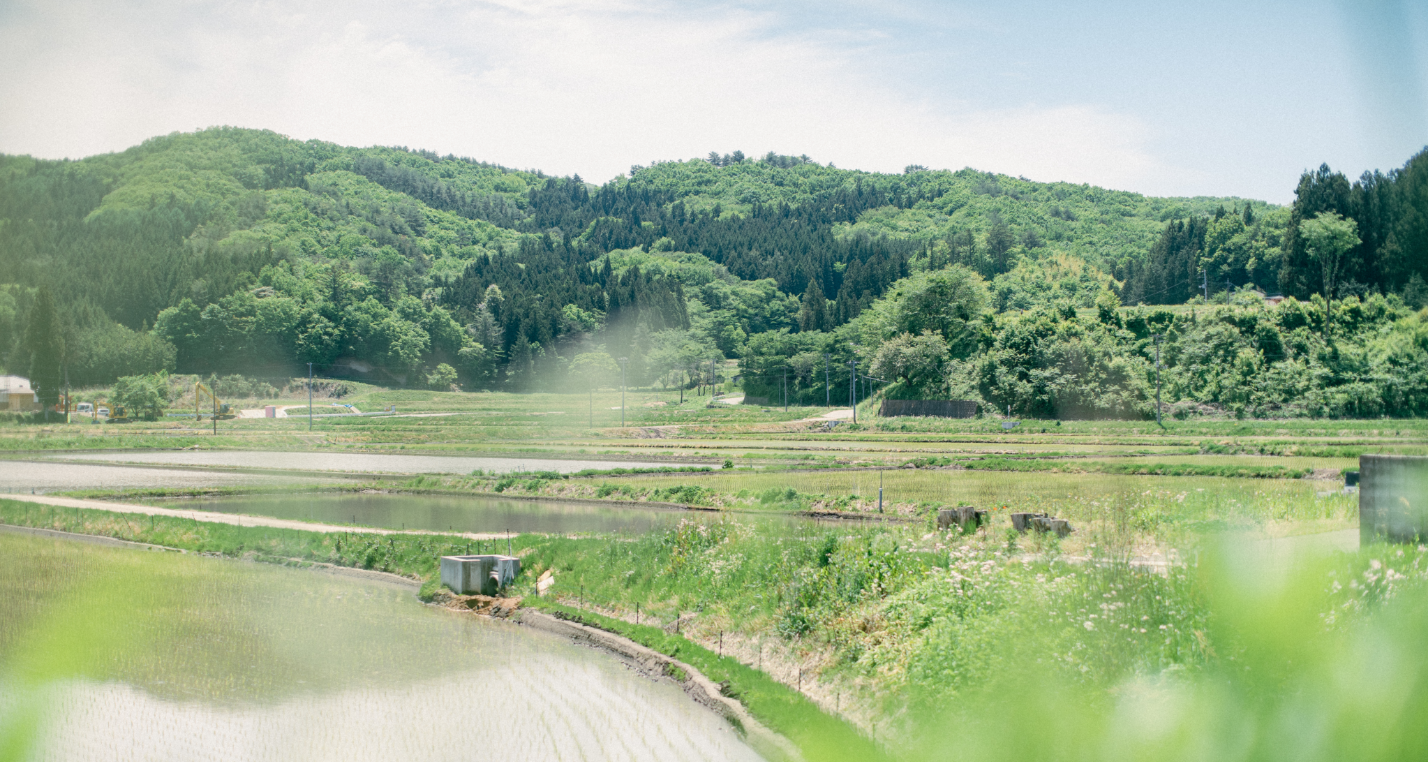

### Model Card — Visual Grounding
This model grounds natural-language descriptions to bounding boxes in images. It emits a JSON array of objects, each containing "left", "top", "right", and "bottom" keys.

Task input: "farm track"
[{"left": 1, "top": 493, "right": 519, "bottom": 541}]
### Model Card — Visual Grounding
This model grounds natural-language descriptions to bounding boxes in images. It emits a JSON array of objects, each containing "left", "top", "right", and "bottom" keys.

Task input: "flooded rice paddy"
[
  {"left": 0, "top": 461, "right": 322, "bottom": 494},
  {"left": 185, "top": 492, "right": 802, "bottom": 535},
  {"left": 38, "top": 451, "right": 683, "bottom": 475},
  {"left": 0, "top": 531, "right": 762, "bottom": 761}
]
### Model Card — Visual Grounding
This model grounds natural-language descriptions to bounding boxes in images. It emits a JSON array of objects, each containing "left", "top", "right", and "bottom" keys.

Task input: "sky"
[{"left": 0, "top": 0, "right": 1424, "bottom": 203}]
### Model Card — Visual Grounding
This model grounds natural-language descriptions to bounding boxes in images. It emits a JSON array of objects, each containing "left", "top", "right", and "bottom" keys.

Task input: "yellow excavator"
[{"left": 194, "top": 382, "right": 236, "bottom": 421}]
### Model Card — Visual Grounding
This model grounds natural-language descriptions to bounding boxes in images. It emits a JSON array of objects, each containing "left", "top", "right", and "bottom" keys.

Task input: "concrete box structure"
[
  {"left": 440, "top": 554, "right": 521, "bottom": 595},
  {"left": 1360, "top": 455, "right": 1428, "bottom": 544}
]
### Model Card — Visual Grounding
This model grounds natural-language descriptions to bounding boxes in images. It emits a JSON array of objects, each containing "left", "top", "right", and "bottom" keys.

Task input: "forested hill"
[{"left": 1, "top": 127, "right": 1424, "bottom": 413}]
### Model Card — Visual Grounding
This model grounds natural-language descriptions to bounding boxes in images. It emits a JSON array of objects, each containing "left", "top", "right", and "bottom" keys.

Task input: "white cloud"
[{"left": 0, "top": 0, "right": 1177, "bottom": 193}]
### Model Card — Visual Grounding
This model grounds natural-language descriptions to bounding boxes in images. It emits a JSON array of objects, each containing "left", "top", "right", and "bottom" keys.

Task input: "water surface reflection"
[
  {"left": 188, "top": 492, "right": 806, "bottom": 535},
  {"left": 0, "top": 532, "right": 762, "bottom": 761}
]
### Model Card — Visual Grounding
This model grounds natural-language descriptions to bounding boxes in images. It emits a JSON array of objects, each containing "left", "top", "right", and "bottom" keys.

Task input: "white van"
[{"left": 76, "top": 402, "right": 94, "bottom": 414}]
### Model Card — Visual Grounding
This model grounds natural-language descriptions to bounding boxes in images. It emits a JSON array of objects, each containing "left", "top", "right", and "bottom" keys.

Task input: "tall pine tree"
[
  {"left": 23, "top": 287, "right": 63, "bottom": 410},
  {"left": 799, "top": 280, "right": 829, "bottom": 332}
]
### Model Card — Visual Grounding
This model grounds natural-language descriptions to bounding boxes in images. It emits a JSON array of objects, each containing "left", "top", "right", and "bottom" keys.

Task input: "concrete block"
[
  {"left": 440, "top": 554, "right": 522, "bottom": 595},
  {"left": 1360, "top": 455, "right": 1428, "bottom": 544},
  {"left": 938, "top": 507, "right": 988, "bottom": 533},
  {"left": 1011, "top": 512, "right": 1072, "bottom": 537}
]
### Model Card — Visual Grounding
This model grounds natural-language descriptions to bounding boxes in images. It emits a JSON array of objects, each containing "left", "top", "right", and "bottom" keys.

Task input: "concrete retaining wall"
[{"left": 878, "top": 399, "right": 978, "bottom": 418}]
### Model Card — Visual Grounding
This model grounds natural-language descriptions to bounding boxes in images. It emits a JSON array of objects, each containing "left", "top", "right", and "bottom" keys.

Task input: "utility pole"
[
  {"left": 213, "top": 391, "right": 217, "bottom": 436},
  {"left": 848, "top": 359, "right": 857, "bottom": 425},
  {"left": 878, "top": 469, "right": 883, "bottom": 513},
  {"left": 824, "top": 353, "right": 831, "bottom": 406},
  {"left": 308, "top": 362, "right": 314, "bottom": 432},
  {"left": 618, "top": 357, "right": 628, "bottom": 427},
  {"left": 710, "top": 358, "right": 717, "bottom": 395},
  {"left": 1201, "top": 269, "right": 1209, "bottom": 301},
  {"left": 1153, "top": 333, "right": 1164, "bottom": 428}
]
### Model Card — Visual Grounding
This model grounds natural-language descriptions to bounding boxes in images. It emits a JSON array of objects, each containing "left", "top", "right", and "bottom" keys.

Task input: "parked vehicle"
[
  {"left": 76, "top": 402, "right": 94, "bottom": 414},
  {"left": 97, "top": 406, "right": 110, "bottom": 417}
]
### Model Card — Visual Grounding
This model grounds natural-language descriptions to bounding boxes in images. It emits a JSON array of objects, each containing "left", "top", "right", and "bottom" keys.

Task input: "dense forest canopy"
[{"left": 1, "top": 127, "right": 1424, "bottom": 417}]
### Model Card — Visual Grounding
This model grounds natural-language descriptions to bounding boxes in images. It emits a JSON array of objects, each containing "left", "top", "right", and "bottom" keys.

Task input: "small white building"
[{"left": 0, "top": 376, "right": 38, "bottom": 412}]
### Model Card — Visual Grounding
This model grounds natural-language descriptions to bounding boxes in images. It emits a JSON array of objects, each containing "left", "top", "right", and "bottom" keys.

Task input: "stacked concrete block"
[
  {"left": 1010, "top": 512, "right": 1073, "bottom": 538},
  {"left": 1360, "top": 455, "right": 1428, "bottom": 544}
]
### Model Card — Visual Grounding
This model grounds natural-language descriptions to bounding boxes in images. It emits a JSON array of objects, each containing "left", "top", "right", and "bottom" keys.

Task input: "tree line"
[
  {"left": 1121, "top": 149, "right": 1428, "bottom": 306},
  {"left": 1, "top": 127, "right": 1424, "bottom": 418}
]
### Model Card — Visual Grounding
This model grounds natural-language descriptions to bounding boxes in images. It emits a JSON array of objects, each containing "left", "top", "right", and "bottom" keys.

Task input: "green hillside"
[{"left": 1, "top": 127, "right": 1425, "bottom": 419}]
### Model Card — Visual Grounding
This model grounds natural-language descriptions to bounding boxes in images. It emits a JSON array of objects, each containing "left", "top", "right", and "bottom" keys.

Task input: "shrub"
[
  {"left": 425, "top": 363, "right": 459, "bottom": 390},
  {"left": 110, "top": 373, "right": 168, "bottom": 420},
  {"left": 209, "top": 374, "right": 278, "bottom": 399}
]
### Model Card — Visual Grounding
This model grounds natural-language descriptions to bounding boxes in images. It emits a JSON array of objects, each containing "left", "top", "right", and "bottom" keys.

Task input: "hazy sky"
[{"left": 1, "top": 0, "right": 1424, "bottom": 202}]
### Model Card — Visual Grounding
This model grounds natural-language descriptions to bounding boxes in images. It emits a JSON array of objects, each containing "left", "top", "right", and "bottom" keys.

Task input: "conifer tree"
[
  {"left": 22, "top": 287, "right": 63, "bottom": 410},
  {"left": 799, "top": 280, "right": 828, "bottom": 332}
]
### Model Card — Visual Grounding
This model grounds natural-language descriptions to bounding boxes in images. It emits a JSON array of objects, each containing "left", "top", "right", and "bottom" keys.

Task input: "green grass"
[
  {"left": 606, "top": 468, "right": 1358, "bottom": 541},
  {"left": 900, "top": 454, "right": 1317, "bottom": 478}
]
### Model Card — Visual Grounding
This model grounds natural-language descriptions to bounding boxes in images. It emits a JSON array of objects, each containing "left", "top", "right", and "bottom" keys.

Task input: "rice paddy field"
[
  {"left": 617, "top": 467, "right": 1358, "bottom": 530},
  {"left": 4, "top": 385, "right": 1428, "bottom": 760},
  {"left": 0, "top": 531, "right": 762, "bottom": 762}
]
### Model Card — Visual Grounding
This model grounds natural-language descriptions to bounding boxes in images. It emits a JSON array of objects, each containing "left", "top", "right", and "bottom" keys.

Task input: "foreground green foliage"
[
  {"left": 511, "top": 514, "right": 1428, "bottom": 760},
  {"left": 904, "top": 544, "right": 1428, "bottom": 762}
]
